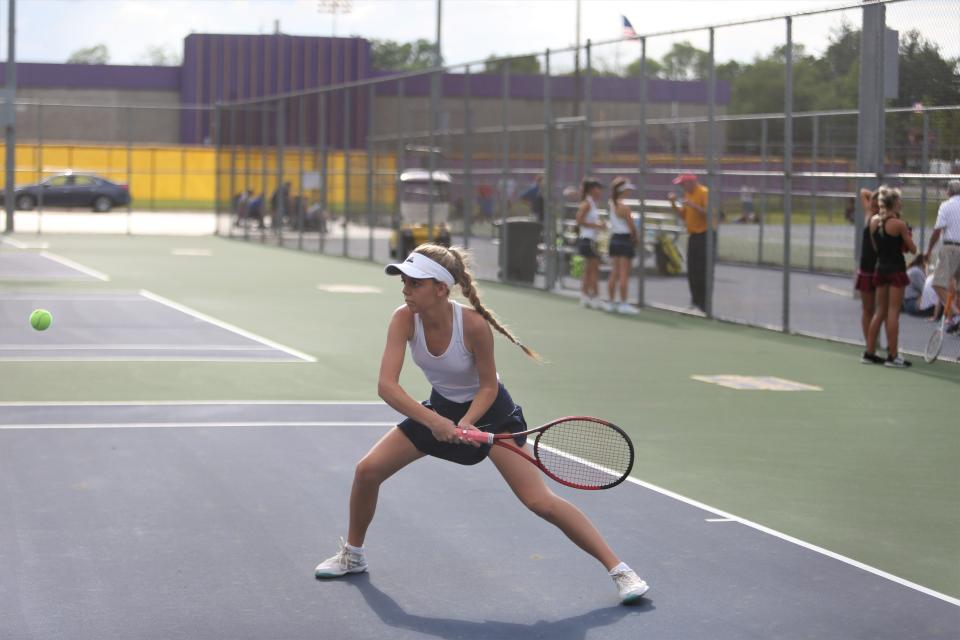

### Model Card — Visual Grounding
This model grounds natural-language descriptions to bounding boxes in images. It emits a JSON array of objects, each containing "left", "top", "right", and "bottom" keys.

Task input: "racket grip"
[{"left": 457, "top": 428, "right": 494, "bottom": 445}]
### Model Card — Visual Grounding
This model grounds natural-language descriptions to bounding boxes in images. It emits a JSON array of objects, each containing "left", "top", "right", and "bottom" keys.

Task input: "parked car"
[{"left": 3, "top": 172, "right": 132, "bottom": 212}]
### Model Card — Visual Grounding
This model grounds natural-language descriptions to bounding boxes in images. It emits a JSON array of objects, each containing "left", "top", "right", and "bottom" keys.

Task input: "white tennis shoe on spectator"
[
  {"left": 611, "top": 568, "right": 649, "bottom": 604},
  {"left": 616, "top": 302, "right": 639, "bottom": 315},
  {"left": 315, "top": 538, "right": 368, "bottom": 578}
]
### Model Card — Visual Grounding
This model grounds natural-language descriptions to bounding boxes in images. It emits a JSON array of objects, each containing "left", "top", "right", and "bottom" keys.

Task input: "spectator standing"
[
  {"left": 924, "top": 179, "right": 960, "bottom": 311},
  {"left": 738, "top": 185, "right": 756, "bottom": 223},
  {"left": 857, "top": 188, "right": 883, "bottom": 364},
  {"left": 575, "top": 178, "right": 608, "bottom": 310},
  {"left": 519, "top": 175, "right": 545, "bottom": 224},
  {"left": 667, "top": 173, "right": 713, "bottom": 312},
  {"left": 865, "top": 187, "right": 917, "bottom": 368},
  {"left": 607, "top": 177, "right": 639, "bottom": 314}
]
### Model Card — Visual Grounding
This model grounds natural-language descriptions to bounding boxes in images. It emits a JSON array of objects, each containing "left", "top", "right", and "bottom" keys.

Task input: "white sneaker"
[
  {"left": 580, "top": 295, "right": 591, "bottom": 308},
  {"left": 598, "top": 300, "right": 613, "bottom": 312},
  {"left": 617, "top": 302, "right": 639, "bottom": 315},
  {"left": 315, "top": 538, "right": 368, "bottom": 578},
  {"left": 611, "top": 568, "right": 649, "bottom": 604}
]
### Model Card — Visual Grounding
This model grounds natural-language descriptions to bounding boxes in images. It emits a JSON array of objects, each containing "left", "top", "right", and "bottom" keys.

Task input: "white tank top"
[
  {"left": 409, "top": 301, "right": 482, "bottom": 403},
  {"left": 579, "top": 196, "right": 600, "bottom": 240},
  {"left": 608, "top": 200, "right": 631, "bottom": 235}
]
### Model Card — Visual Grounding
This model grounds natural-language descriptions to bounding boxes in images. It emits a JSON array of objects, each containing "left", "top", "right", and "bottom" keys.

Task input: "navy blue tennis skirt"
[{"left": 397, "top": 383, "right": 528, "bottom": 465}]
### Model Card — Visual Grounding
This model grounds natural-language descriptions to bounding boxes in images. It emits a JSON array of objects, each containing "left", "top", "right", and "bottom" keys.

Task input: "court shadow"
[{"left": 341, "top": 573, "right": 653, "bottom": 640}]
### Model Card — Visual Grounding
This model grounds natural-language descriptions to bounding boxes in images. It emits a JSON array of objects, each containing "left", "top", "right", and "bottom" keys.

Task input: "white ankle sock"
[
  {"left": 608, "top": 562, "right": 631, "bottom": 575},
  {"left": 345, "top": 543, "right": 364, "bottom": 554}
]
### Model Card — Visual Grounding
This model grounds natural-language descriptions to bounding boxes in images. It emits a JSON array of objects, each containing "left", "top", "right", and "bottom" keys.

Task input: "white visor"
[
  {"left": 385, "top": 252, "right": 455, "bottom": 285},
  {"left": 616, "top": 181, "right": 637, "bottom": 193}
]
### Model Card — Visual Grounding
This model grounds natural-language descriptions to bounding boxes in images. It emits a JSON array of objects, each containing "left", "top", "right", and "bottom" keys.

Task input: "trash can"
[{"left": 503, "top": 217, "right": 542, "bottom": 283}]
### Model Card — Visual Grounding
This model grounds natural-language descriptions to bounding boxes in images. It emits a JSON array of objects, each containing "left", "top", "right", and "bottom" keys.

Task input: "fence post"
[
  {"left": 319, "top": 92, "right": 328, "bottom": 253},
  {"left": 809, "top": 115, "right": 818, "bottom": 272},
  {"left": 36, "top": 103, "right": 43, "bottom": 234},
  {"left": 394, "top": 81, "right": 404, "bottom": 258},
  {"left": 543, "top": 49, "right": 555, "bottom": 291},
  {"left": 213, "top": 104, "right": 220, "bottom": 237},
  {"left": 920, "top": 108, "right": 929, "bottom": 249},
  {"left": 759, "top": 118, "right": 768, "bottom": 264},
  {"left": 343, "top": 88, "right": 351, "bottom": 257},
  {"left": 260, "top": 103, "right": 268, "bottom": 242},
  {"left": 782, "top": 17, "right": 794, "bottom": 333},
  {"left": 636, "top": 37, "right": 647, "bottom": 309},
  {"left": 367, "top": 83, "right": 375, "bottom": 261},
  {"left": 705, "top": 27, "right": 717, "bottom": 318},
  {"left": 228, "top": 106, "right": 237, "bottom": 239},
  {"left": 499, "top": 60, "right": 510, "bottom": 280},
  {"left": 584, "top": 40, "right": 592, "bottom": 175},
  {"left": 463, "top": 66, "right": 473, "bottom": 249},
  {"left": 298, "top": 95, "right": 306, "bottom": 250},
  {"left": 276, "top": 98, "right": 286, "bottom": 240}
]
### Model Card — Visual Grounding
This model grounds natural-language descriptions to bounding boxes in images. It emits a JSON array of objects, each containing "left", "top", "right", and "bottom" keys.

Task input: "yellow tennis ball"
[{"left": 30, "top": 309, "right": 52, "bottom": 331}]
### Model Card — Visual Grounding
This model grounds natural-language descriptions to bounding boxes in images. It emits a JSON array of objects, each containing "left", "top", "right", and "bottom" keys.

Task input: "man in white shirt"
[{"left": 925, "top": 180, "right": 960, "bottom": 306}]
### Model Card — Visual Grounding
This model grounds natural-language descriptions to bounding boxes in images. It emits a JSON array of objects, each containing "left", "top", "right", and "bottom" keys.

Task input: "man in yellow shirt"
[{"left": 667, "top": 173, "right": 712, "bottom": 312}]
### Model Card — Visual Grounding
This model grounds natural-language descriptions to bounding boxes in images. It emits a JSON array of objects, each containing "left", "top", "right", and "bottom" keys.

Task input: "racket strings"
[{"left": 535, "top": 419, "right": 633, "bottom": 489}]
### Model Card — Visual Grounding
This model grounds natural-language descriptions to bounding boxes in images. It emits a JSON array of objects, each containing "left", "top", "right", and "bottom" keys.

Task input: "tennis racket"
[
  {"left": 924, "top": 313, "right": 946, "bottom": 363},
  {"left": 457, "top": 416, "right": 634, "bottom": 490}
]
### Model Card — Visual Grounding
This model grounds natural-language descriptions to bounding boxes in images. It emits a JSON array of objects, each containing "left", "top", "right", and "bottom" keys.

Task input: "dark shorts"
[
  {"left": 608, "top": 233, "right": 635, "bottom": 259},
  {"left": 854, "top": 270, "right": 876, "bottom": 293},
  {"left": 873, "top": 271, "right": 909, "bottom": 288},
  {"left": 577, "top": 237, "right": 599, "bottom": 259},
  {"left": 397, "top": 384, "right": 528, "bottom": 465}
]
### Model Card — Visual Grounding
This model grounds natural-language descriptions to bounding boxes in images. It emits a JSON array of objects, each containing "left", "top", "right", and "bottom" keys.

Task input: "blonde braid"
[{"left": 415, "top": 243, "right": 542, "bottom": 361}]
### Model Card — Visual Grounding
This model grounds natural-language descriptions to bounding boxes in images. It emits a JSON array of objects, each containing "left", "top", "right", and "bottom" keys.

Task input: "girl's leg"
[
  {"left": 885, "top": 286, "right": 905, "bottom": 358},
  {"left": 488, "top": 443, "right": 619, "bottom": 570},
  {"left": 618, "top": 257, "right": 630, "bottom": 302},
  {"left": 866, "top": 286, "right": 889, "bottom": 354},
  {"left": 347, "top": 427, "right": 425, "bottom": 547},
  {"left": 587, "top": 258, "right": 600, "bottom": 298},
  {"left": 607, "top": 259, "right": 620, "bottom": 302},
  {"left": 860, "top": 290, "right": 876, "bottom": 344}
]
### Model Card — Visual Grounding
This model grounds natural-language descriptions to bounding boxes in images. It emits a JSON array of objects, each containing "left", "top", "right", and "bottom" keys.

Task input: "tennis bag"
[{"left": 654, "top": 232, "right": 684, "bottom": 275}]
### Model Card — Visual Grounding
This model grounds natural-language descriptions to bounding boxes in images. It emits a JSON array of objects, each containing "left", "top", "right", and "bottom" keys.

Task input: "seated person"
[{"left": 902, "top": 255, "right": 930, "bottom": 316}]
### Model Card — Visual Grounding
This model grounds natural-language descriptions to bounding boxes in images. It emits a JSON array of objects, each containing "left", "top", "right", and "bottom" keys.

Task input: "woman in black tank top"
[
  {"left": 864, "top": 188, "right": 917, "bottom": 368},
  {"left": 856, "top": 188, "right": 881, "bottom": 363}
]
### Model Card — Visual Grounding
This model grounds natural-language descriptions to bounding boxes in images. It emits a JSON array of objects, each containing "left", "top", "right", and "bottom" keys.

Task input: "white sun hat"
[{"left": 384, "top": 251, "right": 455, "bottom": 285}]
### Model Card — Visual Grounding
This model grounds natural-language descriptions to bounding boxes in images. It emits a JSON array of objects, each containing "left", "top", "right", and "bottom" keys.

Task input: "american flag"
[{"left": 622, "top": 15, "right": 637, "bottom": 39}]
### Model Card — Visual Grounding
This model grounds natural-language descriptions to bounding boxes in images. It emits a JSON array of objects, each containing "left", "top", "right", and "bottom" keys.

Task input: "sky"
[{"left": 6, "top": 0, "right": 958, "bottom": 73}]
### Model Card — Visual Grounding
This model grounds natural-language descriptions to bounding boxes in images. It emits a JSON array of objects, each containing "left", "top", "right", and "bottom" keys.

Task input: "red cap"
[{"left": 672, "top": 173, "right": 698, "bottom": 184}]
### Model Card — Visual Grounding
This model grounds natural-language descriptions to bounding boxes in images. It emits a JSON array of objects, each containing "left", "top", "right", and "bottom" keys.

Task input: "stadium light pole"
[{"left": 4, "top": 0, "right": 15, "bottom": 234}]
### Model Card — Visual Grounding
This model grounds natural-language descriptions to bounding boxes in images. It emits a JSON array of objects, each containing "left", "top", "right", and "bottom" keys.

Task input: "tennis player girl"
[
  {"left": 315, "top": 243, "right": 649, "bottom": 604},
  {"left": 576, "top": 178, "right": 610, "bottom": 310}
]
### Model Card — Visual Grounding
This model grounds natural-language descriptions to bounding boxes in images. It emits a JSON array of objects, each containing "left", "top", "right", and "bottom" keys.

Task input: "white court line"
[
  {"left": 0, "top": 421, "right": 396, "bottom": 430},
  {"left": 0, "top": 400, "right": 385, "bottom": 406},
  {"left": 139, "top": 289, "right": 317, "bottom": 363},
  {"left": 0, "top": 356, "right": 313, "bottom": 363},
  {"left": 1, "top": 237, "right": 49, "bottom": 249},
  {"left": 0, "top": 293, "right": 145, "bottom": 301},
  {"left": 537, "top": 443, "right": 960, "bottom": 607},
  {"left": 0, "top": 344, "right": 278, "bottom": 351},
  {"left": 2, "top": 407, "right": 956, "bottom": 607},
  {"left": 39, "top": 251, "right": 110, "bottom": 281},
  {"left": 817, "top": 283, "right": 853, "bottom": 297},
  {"left": 705, "top": 518, "right": 737, "bottom": 523}
]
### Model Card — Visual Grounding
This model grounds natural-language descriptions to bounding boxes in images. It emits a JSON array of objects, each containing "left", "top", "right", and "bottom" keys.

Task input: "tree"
[
  {"left": 138, "top": 45, "right": 181, "bottom": 66},
  {"left": 661, "top": 41, "right": 709, "bottom": 80},
  {"left": 483, "top": 54, "right": 541, "bottom": 75},
  {"left": 67, "top": 44, "right": 109, "bottom": 65},
  {"left": 370, "top": 39, "right": 438, "bottom": 71},
  {"left": 624, "top": 57, "right": 664, "bottom": 78}
]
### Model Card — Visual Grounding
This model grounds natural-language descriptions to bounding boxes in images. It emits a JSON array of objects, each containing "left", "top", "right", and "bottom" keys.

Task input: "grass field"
[{"left": 1, "top": 233, "right": 957, "bottom": 597}]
